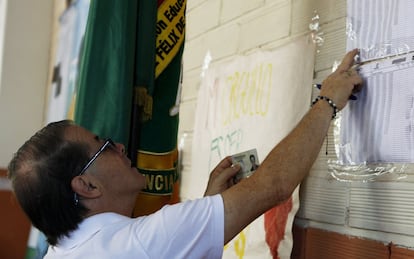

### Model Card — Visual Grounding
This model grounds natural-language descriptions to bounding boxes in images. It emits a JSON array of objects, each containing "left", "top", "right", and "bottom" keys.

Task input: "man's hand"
[
  {"left": 204, "top": 157, "right": 240, "bottom": 196},
  {"left": 320, "top": 48, "right": 364, "bottom": 110}
]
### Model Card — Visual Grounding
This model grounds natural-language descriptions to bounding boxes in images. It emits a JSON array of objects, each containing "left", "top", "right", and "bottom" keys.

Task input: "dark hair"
[{"left": 8, "top": 120, "right": 89, "bottom": 246}]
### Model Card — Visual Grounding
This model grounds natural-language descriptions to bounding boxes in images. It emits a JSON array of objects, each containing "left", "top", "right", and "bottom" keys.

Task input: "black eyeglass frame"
[{"left": 74, "top": 138, "right": 115, "bottom": 205}]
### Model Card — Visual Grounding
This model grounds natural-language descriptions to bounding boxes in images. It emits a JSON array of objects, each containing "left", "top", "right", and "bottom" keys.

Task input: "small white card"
[{"left": 231, "top": 148, "right": 260, "bottom": 183}]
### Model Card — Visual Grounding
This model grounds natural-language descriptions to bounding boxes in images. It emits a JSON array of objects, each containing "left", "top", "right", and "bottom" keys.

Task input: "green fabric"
[
  {"left": 138, "top": 45, "right": 183, "bottom": 152},
  {"left": 134, "top": 1, "right": 157, "bottom": 95},
  {"left": 74, "top": 0, "right": 185, "bottom": 195},
  {"left": 127, "top": 0, "right": 157, "bottom": 165},
  {"left": 74, "top": 0, "right": 137, "bottom": 145}
]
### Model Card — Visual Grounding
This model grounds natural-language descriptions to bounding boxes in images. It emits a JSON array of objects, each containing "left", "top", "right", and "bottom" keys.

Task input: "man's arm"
[{"left": 220, "top": 49, "right": 363, "bottom": 244}]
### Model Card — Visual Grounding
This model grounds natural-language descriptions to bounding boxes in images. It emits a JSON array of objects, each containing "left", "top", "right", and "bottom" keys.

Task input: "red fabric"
[{"left": 264, "top": 196, "right": 293, "bottom": 259}]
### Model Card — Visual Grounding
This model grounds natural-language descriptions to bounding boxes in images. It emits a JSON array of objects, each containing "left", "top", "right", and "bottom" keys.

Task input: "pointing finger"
[{"left": 337, "top": 49, "right": 359, "bottom": 72}]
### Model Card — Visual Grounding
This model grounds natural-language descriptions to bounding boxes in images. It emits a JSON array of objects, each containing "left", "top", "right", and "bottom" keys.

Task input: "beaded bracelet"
[{"left": 312, "top": 95, "right": 338, "bottom": 119}]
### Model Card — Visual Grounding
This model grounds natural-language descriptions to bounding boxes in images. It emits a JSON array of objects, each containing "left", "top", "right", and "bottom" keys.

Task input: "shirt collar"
[{"left": 55, "top": 212, "right": 129, "bottom": 250}]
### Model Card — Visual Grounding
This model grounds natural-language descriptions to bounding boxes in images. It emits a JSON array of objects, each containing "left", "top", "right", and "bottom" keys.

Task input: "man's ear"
[{"left": 71, "top": 175, "right": 102, "bottom": 199}]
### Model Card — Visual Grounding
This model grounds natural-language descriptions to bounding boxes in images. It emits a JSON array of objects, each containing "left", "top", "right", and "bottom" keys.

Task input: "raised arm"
[{"left": 220, "top": 49, "right": 363, "bottom": 244}]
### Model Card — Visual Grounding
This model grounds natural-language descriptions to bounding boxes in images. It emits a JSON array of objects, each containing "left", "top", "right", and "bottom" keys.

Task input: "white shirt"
[{"left": 44, "top": 195, "right": 224, "bottom": 259}]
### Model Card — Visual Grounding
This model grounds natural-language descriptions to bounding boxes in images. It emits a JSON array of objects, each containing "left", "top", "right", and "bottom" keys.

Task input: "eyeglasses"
[
  {"left": 79, "top": 138, "right": 115, "bottom": 176},
  {"left": 74, "top": 138, "right": 115, "bottom": 205}
]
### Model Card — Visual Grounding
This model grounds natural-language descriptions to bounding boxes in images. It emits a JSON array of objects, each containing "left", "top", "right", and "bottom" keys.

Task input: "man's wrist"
[{"left": 311, "top": 95, "right": 338, "bottom": 119}]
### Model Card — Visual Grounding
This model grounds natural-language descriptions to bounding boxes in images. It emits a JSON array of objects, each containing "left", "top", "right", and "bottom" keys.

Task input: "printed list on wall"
[{"left": 339, "top": 0, "right": 414, "bottom": 164}]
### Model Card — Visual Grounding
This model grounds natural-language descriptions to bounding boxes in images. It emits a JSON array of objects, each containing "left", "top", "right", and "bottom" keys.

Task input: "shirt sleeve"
[{"left": 134, "top": 194, "right": 224, "bottom": 259}]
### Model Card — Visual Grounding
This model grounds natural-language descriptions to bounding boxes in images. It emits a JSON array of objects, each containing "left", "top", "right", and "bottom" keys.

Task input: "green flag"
[
  {"left": 131, "top": 0, "right": 186, "bottom": 216},
  {"left": 74, "top": 0, "right": 186, "bottom": 216},
  {"left": 74, "top": 1, "right": 137, "bottom": 145}
]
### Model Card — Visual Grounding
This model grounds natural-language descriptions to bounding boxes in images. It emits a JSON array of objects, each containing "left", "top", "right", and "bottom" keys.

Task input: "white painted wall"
[
  {"left": 0, "top": 0, "right": 54, "bottom": 168},
  {"left": 179, "top": 0, "right": 345, "bottom": 194},
  {"left": 0, "top": 0, "right": 7, "bottom": 92},
  {"left": 179, "top": 0, "right": 348, "bottom": 171}
]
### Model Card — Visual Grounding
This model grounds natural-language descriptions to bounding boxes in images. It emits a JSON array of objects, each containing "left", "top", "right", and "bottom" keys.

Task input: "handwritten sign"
[{"left": 184, "top": 36, "right": 315, "bottom": 258}]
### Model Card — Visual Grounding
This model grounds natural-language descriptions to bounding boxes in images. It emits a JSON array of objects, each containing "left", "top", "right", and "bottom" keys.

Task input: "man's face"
[
  {"left": 250, "top": 155, "right": 255, "bottom": 163},
  {"left": 67, "top": 125, "right": 146, "bottom": 201}
]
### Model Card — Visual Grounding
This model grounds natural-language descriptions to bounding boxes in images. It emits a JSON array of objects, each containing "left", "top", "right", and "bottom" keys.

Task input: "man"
[
  {"left": 250, "top": 154, "right": 259, "bottom": 171},
  {"left": 8, "top": 50, "right": 362, "bottom": 258}
]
